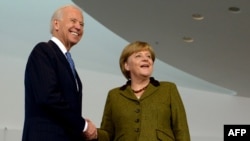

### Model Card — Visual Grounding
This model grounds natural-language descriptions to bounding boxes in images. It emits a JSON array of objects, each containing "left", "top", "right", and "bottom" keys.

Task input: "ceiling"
[{"left": 72, "top": 0, "right": 250, "bottom": 98}]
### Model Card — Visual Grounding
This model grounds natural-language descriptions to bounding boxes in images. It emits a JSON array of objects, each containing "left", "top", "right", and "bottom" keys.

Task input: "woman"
[{"left": 96, "top": 41, "right": 190, "bottom": 141}]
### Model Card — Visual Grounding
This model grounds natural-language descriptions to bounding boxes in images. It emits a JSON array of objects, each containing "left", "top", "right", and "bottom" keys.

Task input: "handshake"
[{"left": 83, "top": 118, "right": 98, "bottom": 140}]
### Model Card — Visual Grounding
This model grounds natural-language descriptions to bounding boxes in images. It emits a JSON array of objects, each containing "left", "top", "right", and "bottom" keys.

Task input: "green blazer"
[{"left": 97, "top": 77, "right": 190, "bottom": 141}]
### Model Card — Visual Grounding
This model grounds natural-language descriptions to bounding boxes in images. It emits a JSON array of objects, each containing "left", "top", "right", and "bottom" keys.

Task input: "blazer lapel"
[{"left": 139, "top": 84, "right": 159, "bottom": 100}]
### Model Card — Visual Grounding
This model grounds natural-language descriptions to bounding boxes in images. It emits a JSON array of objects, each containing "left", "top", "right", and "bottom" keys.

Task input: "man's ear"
[{"left": 54, "top": 20, "right": 59, "bottom": 31}]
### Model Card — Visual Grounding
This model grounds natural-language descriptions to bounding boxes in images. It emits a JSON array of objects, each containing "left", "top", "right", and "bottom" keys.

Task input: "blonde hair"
[{"left": 119, "top": 41, "right": 156, "bottom": 79}]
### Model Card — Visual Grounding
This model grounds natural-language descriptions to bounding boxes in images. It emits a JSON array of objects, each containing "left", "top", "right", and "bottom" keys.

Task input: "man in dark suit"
[{"left": 22, "top": 4, "right": 97, "bottom": 141}]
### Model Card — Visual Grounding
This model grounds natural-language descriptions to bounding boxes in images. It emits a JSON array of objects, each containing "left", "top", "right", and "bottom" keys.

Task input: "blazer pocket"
[
  {"left": 114, "top": 133, "right": 125, "bottom": 141},
  {"left": 156, "top": 129, "right": 175, "bottom": 141}
]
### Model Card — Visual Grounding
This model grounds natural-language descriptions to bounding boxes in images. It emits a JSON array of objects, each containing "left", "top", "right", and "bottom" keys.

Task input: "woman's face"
[{"left": 124, "top": 50, "right": 153, "bottom": 79}]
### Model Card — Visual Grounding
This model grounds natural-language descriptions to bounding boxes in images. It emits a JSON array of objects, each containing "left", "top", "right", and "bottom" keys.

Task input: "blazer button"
[
  {"left": 135, "top": 119, "right": 140, "bottom": 123},
  {"left": 135, "top": 109, "right": 140, "bottom": 113},
  {"left": 134, "top": 128, "right": 140, "bottom": 132}
]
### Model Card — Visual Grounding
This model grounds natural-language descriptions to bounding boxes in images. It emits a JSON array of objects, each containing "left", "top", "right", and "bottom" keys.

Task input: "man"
[{"left": 22, "top": 4, "right": 97, "bottom": 141}]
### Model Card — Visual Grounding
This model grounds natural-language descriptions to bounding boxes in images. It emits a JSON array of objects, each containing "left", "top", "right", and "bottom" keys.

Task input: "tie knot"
[
  {"left": 65, "top": 52, "right": 72, "bottom": 58},
  {"left": 65, "top": 52, "right": 74, "bottom": 66}
]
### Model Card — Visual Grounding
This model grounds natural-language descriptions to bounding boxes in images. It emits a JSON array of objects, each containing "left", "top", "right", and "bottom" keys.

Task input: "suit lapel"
[{"left": 48, "top": 40, "right": 82, "bottom": 92}]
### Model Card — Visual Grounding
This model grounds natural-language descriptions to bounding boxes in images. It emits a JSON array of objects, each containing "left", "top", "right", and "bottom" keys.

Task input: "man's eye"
[
  {"left": 71, "top": 19, "right": 77, "bottom": 23},
  {"left": 70, "top": 19, "right": 84, "bottom": 27}
]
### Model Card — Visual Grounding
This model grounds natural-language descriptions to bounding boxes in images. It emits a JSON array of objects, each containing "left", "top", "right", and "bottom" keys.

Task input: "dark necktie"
[{"left": 65, "top": 52, "right": 77, "bottom": 79}]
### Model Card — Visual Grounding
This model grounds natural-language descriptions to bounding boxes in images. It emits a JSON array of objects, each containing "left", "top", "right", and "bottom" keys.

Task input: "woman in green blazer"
[{"left": 94, "top": 41, "right": 190, "bottom": 141}]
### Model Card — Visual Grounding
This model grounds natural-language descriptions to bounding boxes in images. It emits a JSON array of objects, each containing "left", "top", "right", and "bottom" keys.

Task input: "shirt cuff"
[{"left": 83, "top": 120, "right": 88, "bottom": 132}]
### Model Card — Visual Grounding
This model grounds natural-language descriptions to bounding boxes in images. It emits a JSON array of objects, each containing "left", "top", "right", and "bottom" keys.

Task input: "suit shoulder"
[
  {"left": 32, "top": 41, "right": 52, "bottom": 51},
  {"left": 30, "top": 41, "right": 58, "bottom": 56},
  {"left": 27, "top": 41, "right": 58, "bottom": 63},
  {"left": 36, "top": 41, "right": 48, "bottom": 46},
  {"left": 28, "top": 42, "right": 48, "bottom": 54}
]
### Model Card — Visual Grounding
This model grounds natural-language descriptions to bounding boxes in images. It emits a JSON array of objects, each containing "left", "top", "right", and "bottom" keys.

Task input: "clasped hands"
[{"left": 83, "top": 118, "right": 98, "bottom": 140}]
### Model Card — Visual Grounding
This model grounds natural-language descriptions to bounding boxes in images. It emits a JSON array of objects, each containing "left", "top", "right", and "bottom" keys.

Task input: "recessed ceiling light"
[
  {"left": 183, "top": 37, "right": 194, "bottom": 43},
  {"left": 228, "top": 6, "right": 241, "bottom": 13},
  {"left": 192, "top": 13, "right": 204, "bottom": 20}
]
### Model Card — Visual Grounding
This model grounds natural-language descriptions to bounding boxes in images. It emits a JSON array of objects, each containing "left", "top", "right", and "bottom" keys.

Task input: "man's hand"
[{"left": 84, "top": 118, "right": 97, "bottom": 140}]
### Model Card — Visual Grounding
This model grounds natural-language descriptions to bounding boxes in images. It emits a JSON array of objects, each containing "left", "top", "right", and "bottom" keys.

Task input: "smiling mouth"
[
  {"left": 141, "top": 64, "right": 149, "bottom": 68},
  {"left": 71, "top": 32, "right": 79, "bottom": 36}
]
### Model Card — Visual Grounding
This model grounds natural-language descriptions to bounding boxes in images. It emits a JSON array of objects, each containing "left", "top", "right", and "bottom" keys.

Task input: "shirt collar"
[{"left": 51, "top": 37, "right": 67, "bottom": 55}]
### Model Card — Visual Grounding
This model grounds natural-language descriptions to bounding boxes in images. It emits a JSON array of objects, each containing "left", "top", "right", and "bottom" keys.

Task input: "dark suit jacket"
[{"left": 22, "top": 40, "right": 86, "bottom": 141}]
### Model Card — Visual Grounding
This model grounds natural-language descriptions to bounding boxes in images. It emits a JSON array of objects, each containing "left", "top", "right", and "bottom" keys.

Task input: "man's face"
[{"left": 55, "top": 7, "right": 84, "bottom": 48}]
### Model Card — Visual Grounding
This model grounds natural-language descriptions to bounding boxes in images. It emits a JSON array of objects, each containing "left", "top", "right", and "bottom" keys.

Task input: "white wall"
[{"left": 1, "top": 63, "right": 250, "bottom": 141}]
